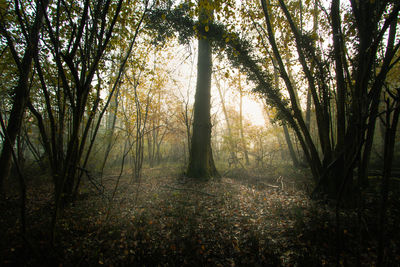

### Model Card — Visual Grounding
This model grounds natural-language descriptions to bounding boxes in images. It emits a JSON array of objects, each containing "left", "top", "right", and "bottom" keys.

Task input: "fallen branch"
[
  {"left": 276, "top": 176, "right": 284, "bottom": 190},
  {"left": 162, "top": 185, "right": 217, "bottom": 197},
  {"left": 255, "top": 182, "right": 280, "bottom": 189}
]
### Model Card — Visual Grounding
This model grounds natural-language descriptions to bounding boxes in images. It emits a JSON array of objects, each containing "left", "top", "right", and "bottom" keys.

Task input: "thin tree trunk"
[
  {"left": 214, "top": 74, "right": 237, "bottom": 165},
  {"left": 183, "top": 101, "right": 192, "bottom": 159},
  {"left": 262, "top": 0, "right": 322, "bottom": 182},
  {"left": 283, "top": 124, "right": 299, "bottom": 167},
  {"left": 133, "top": 77, "right": 151, "bottom": 180},
  {"left": 147, "top": 132, "right": 154, "bottom": 167},
  {"left": 272, "top": 56, "right": 299, "bottom": 167},
  {"left": 0, "top": 0, "right": 50, "bottom": 194},
  {"left": 238, "top": 73, "right": 250, "bottom": 165},
  {"left": 331, "top": 0, "right": 346, "bottom": 151},
  {"left": 305, "top": 89, "right": 312, "bottom": 131},
  {"left": 305, "top": 0, "right": 318, "bottom": 132},
  {"left": 359, "top": 16, "right": 398, "bottom": 189},
  {"left": 377, "top": 96, "right": 400, "bottom": 266},
  {"left": 101, "top": 86, "right": 120, "bottom": 175}
]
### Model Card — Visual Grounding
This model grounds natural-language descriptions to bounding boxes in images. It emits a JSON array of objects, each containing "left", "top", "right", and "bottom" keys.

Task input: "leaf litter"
[{"left": 1, "top": 167, "right": 399, "bottom": 266}]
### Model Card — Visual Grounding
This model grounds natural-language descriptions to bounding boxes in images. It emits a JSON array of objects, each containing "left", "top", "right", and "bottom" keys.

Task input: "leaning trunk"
[{"left": 283, "top": 124, "right": 299, "bottom": 167}]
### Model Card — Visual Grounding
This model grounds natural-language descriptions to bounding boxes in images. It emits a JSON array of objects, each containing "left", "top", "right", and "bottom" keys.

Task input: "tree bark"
[
  {"left": 187, "top": 35, "right": 219, "bottom": 178},
  {"left": 187, "top": 1, "right": 219, "bottom": 178}
]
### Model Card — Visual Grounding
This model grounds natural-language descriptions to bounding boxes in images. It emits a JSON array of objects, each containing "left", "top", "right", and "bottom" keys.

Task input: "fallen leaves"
[{"left": 2, "top": 167, "right": 399, "bottom": 266}]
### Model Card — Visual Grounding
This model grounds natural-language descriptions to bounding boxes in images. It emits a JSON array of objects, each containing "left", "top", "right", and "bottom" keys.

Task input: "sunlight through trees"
[{"left": 0, "top": 0, "right": 399, "bottom": 265}]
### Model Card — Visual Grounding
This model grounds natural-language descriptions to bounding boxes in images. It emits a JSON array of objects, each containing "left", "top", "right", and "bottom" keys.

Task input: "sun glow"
[
  {"left": 168, "top": 41, "right": 267, "bottom": 129},
  {"left": 242, "top": 96, "right": 266, "bottom": 126}
]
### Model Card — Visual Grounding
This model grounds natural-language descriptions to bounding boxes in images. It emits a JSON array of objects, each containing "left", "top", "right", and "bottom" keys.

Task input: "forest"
[{"left": 0, "top": 0, "right": 399, "bottom": 266}]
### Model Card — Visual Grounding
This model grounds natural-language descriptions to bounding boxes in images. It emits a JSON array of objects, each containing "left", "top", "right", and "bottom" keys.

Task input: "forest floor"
[{"left": 1, "top": 165, "right": 399, "bottom": 266}]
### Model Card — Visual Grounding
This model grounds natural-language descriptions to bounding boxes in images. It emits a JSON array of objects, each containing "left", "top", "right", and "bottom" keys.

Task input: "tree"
[
  {"left": 146, "top": 0, "right": 244, "bottom": 177},
  {"left": 272, "top": 55, "right": 299, "bottom": 167},
  {"left": 186, "top": 0, "right": 219, "bottom": 179},
  {"left": 29, "top": 0, "right": 128, "bottom": 204},
  {"left": 238, "top": 73, "right": 250, "bottom": 165},
  {"left": 214, "top": 71, "right": 238, "bottom": 165},
  {"left": 0, "top": 0, "right": 50, "bottom": 195},
  {"left": 146, "top": 0, "right": 399, "bottom": 198},
  {"left": 20, "top": 0, "right": 152, "bottom": 240},
  {"left": 252, "top": 0, "right": 400, "bottom": 201}
]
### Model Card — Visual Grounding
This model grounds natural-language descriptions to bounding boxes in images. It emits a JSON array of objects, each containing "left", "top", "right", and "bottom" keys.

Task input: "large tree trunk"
[{"left": 186, "top": 7, "right": 219, "bottom": 178}]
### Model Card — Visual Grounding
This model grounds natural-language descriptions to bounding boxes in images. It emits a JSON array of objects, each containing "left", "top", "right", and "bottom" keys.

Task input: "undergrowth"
[{"left": 1, "top": 166, "right": 399, "bottom": 266}]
